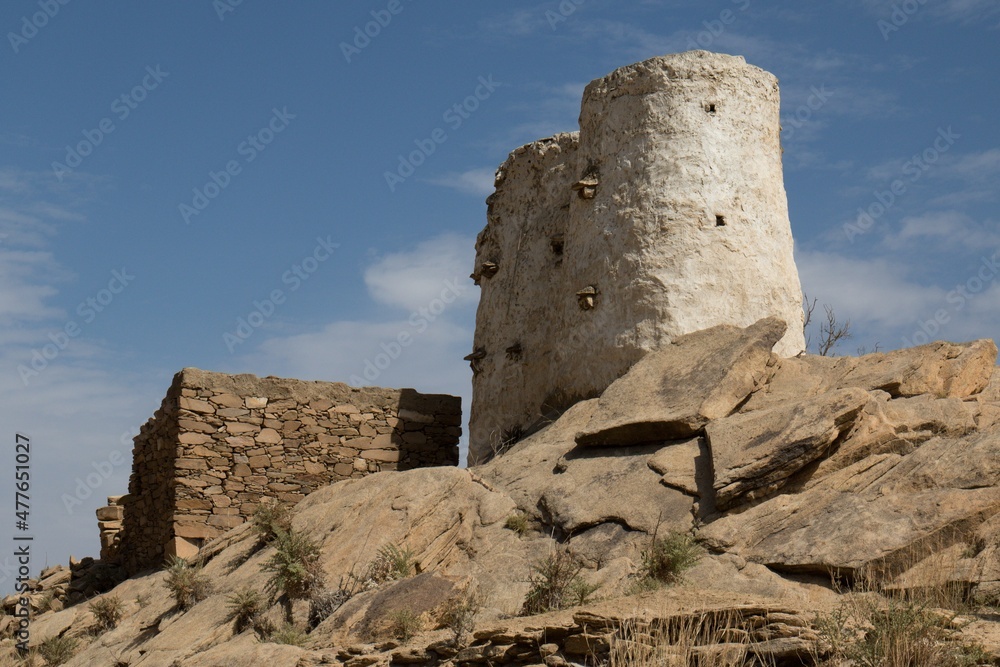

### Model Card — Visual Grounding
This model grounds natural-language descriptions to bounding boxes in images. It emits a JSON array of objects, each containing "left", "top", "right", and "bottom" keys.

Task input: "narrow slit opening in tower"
[
  {"left": 706, "top": 103, "right": 717, "bottom": 114},
  {"left": 715, "top": 215, "right": 726, "bottom": 227},
  {"left": 550, "top": 234, "right": 565, "bottom": 256}
]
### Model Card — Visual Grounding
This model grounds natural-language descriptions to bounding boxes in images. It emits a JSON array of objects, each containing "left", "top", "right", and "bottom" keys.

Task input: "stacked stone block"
[
  {"left": 119, "top": 368, "right": 461, "bottom": 572},
  {"left": 96, "top": 495, "right": 127, "bottom": 561}
]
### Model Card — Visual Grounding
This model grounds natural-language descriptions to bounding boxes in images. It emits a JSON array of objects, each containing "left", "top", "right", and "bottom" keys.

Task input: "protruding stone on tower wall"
[{"left": 468, "top": 51, "right": 806, "bottom": 464}]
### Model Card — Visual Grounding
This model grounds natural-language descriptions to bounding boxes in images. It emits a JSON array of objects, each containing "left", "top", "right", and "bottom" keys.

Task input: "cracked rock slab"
[
  {"left": 575, "top": 318, "right": 786, "bottom": 447},
  {"left": 708, "top": 388, "right": 869, "bottom": 509},
  {"left": 700, "top": 431, "right": 1000, "bottom": 576}
]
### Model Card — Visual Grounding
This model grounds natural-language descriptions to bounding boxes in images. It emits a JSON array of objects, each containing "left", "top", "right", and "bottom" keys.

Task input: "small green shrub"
[
  {"left": 441, "top": 588, "right": 481, "bottom": 648},
  {"left": 387, "top": 609, "right": 422, "bottom": 642},
  {"left": 267, "top": 623, "right": 307, "bottom": 646},
  {"left": 252, "top": 499, "right": 293, "bottom": 544},
  {"left": 163, "top": 556, "right": 212, "bottom": 611},
  {"left": 638, "top": 530, "right": 702, "bottom": 587},
  {"left": 89, "top": 594, "right": 125, "bottom": 633},
  {"left": 362, "top": 543, "right": 416, "bottom": 587},
  {"left": 37, "top": 636, "right": 77, "bottom": 666},
  {"left": 504, "top": 513, "right": 529, "bottom": 536},
  {"left": 521, "top": 549, "right": 593, "bottom": 615},
  {"left": 814, "top": 595, "right": 991, "bottom": 667},
  {"left": 226, "top": 588, "right": 271, "bottom": 635},
  {"left": 308, "top": 587, "right": 350, "bottom": 629},
  {"left": 263, "top": 528, "right": 322, "bottom": 600},
  {"left": 568, "top": 577, "right": 601, "bottom": 606}
]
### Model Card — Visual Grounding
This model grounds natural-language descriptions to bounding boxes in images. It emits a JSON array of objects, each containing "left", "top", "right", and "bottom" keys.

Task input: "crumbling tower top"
[{"left": 468, "top": 51, "right": 805, "bottom": 463}]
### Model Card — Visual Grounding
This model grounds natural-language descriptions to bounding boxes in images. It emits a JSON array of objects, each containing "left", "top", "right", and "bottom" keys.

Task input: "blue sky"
[{"left": 1, "top": 1, "right": 998, "bottom": 585}]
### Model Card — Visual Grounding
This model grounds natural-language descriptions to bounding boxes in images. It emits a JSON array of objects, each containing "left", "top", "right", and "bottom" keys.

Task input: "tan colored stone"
[
  {"left": 190, "top": 445, "right": 220, "bottom": 458},
  {"left": 164, "top": 536, "right": 201, "bottom": 561},
  {"left": 176, "top": 498, "right": 213, "bottom": 511},
  {"left": 226, "top": 423, "right": 258, "bottom": 435},
  {"left": 179, "top": 397, "right": 214, "bottom": 414},
  {"left": 226, "top": 436, "right": 254, "bottom": 448},
  {"left": 96, "top": 506, "right": 124, "bottom": 521},
  {"left": 177, "top": 419, "right": 216, "bottom": 434},
  {"left": 245, "top": 396, "right": 268, "bottom": 409},
  {"left": 361, "top": 449, "right": 401, "bottom": 463},
  {"left": 256, "top": 428, "right": 282, "bottom": 444},
  {"left": 576, "top": 318, "right": 786, "bottom": 447},
  {"left": 176, "top": 458, "right": 209, "bottom": 470},
  {"left": 267, "top": 483, "right": 301, "bottom": 492},
  {"left": 232, "top": 463, "right": 252, "bottom": 477},
  {"left": 746, "top": 339, "right": 999, "bottom": 412},
  {"left": 173, "top": 522, "right": 219, "bottom": 540},
  {"left": 210, "top": 393, "right": 245, "bottom": 408},
  {"left": 646, "top": 439, "right": 704, "bottom": 496},
  {"left": 248, "top": 455, "right": 270, "bottom": 468},
  {"left": 334, "top": 462, "right": 354, "bottom": 476},
  {"left": 207, "top": 515, "right": 244, "bottom": 529},
  {"left": 178, "top": 432, "right": 213, "bottom": 446},
  {"left": 708, "top": 388, "right": 869, "bottom": 509}
]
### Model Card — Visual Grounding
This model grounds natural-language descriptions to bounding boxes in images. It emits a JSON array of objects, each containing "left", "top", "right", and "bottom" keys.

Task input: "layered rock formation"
[
  {"left": 468, "top": 51, "right": 805, "bottom": 463},
  {"left": 14, "top": 319, "right": 1000, "bottom": 666}
]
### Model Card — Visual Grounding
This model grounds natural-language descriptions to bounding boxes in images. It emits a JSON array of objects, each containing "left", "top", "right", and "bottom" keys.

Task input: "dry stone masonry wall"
[
  {"left": 468, "top": 51, "right": 806, "bottom": 463},
  {"left": 118, "top": 368, "right": 460, "bottom": 572}
]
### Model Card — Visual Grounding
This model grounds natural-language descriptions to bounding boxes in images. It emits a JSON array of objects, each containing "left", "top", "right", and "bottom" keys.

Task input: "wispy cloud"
[
  {"left": 858, "top": 0, "right": 1000, "bottom": 22},
  {"left": 0, "top": 166, "right": 162, "bottom": 580},
  {"left": 884, "top": 211, "right": 1000, "bottom": 251},
  {"left": 235, "top": 233, "right": 480, "bottom": 457},
  {"left": 425, "top": 168, "right": 496, "bottom": 197},
  {"left": 363, "top": 233, "right": 476, "bottom": 311}
]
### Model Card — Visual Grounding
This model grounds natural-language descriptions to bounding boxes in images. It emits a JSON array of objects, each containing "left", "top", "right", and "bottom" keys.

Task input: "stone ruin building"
[
  {"left": 468, "top": 51, "right": 806, "bottom": 463},
  {"left": 106, "top": 368, "right": 460, "bottom": 572},
  {"left": 94, "top": 49, "right": 807, "bottom": 569}
]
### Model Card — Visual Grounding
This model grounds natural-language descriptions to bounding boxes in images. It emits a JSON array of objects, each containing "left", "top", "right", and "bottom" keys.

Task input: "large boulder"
[
  {"left": 481, "top": 399, "right": 694, "bottom": 538},
  {"left": 744, "top": 339, "right": 997, "bottom": 412},
  {"left": 804, "top": 392, "right": 980, "bottom": 483},
  {"left": 575, "top": 318, "right": 786, "bottom": 447},
  {"left": 708, "top": 388, "right": 869, "bottom": 510},
  {"left": 699, "top": 431, "right": 1000, "bottom": 576}
]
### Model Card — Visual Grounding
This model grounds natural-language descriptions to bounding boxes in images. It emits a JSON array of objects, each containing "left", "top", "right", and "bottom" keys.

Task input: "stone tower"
[{"left": 468, "top": 51, "right": 805, "bottom": 463}]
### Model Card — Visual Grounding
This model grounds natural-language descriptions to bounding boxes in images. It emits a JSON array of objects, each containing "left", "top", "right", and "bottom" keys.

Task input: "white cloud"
[
  {"left": 0, "top": 167, "right": 164, "bottom": 589},
  {"left": 426, "top": 168, "right": 496, "bottom": 197},
  {"left": 797, "top": 249, "right": 945, "bottom": 330},
  {"left": 364, "top": 233, "right": 477, "bottom": 311},
  {"left": 234, "top": 233, "right": 483, "bottom": 461},
  {"left": 242, "top": 317, "right": 473, "bottom": 396},
  {"left": 858, "top": 0, "right": 1000, "bottom": 21},
  {"left": 884, "top": 211, "right": 1000, "bottom": 251}
]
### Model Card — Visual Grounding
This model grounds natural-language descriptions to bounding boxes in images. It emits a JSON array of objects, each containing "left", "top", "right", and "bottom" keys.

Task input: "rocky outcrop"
[
  {"left": 9, "top": 317, "right": 1000, "bottom": 666},
  {"left": 575, "top": 318, "right": 785, "bottom": 447},
  {"left": 708, "top": 388, "right": 869, "bottom": 509}
]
